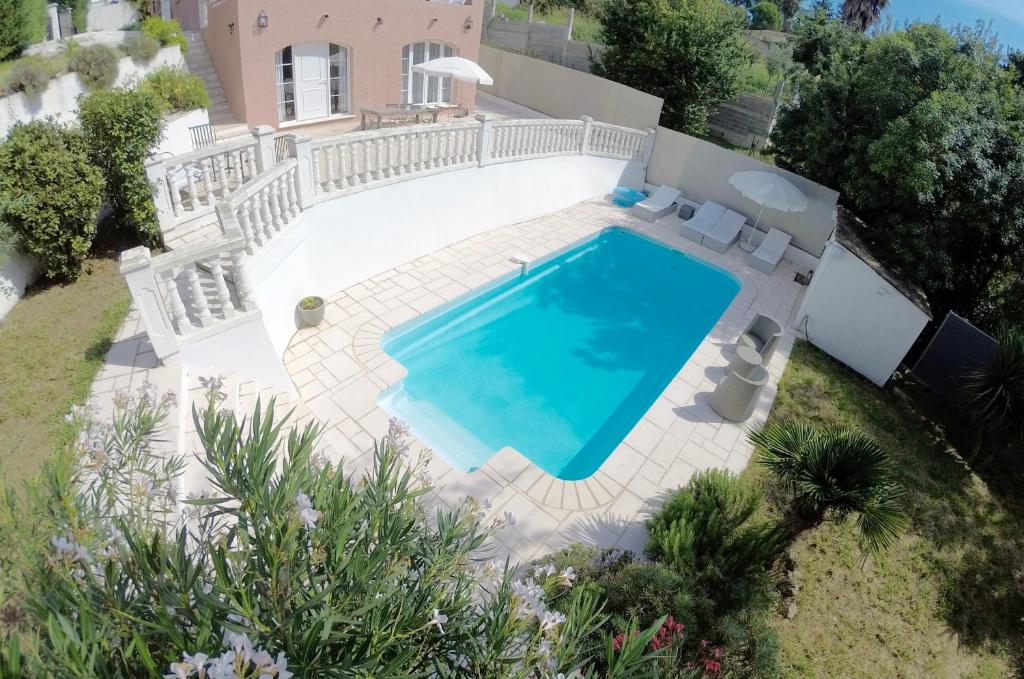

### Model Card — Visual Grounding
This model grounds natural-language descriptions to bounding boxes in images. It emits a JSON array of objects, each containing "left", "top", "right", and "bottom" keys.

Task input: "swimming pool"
[{"left": 378, "top": 227, "right": 741, "bottom": 480}]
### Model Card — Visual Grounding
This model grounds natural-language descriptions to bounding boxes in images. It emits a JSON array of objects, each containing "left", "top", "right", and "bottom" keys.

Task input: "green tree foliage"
[
  {"left": 79, "top": 87, "right": 165, "bottom": 246},
  {"left": 789, "top": 11, "right": 864, "bottom": 76},
  {"left": 773, "top": 23, "right": 1024, "bottom": 330},
  {"left": 841, "top": 0, "right": 890, "bottom": 31},
  {"left": 750, "top": 2, "right": 782, "bottom": 30},
  {"left": 0, "top": 121, "right": 103, "bottom": 280},
  {"left": 0, "top": 387, "right": 668, "bottom": 676},
  {"left": 772, "top": 0, "right": 800, "bottom": 21},
  {"left": 593, "top": 0, "right": 750, "bottom": 133},
  {"left": 750, "top": 423, "right": 909, "bottom": 555},
  {"left": 647, "top": 470, "right": 785, "bottom": 608},
  {"left": 0, "top": 0, "right": 38, "bottom": 61}
]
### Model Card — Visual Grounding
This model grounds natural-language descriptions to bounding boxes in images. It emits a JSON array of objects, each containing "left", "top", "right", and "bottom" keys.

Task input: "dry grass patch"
[{"left": 750, "top": 341, "right": 1022, "bottom": 678}]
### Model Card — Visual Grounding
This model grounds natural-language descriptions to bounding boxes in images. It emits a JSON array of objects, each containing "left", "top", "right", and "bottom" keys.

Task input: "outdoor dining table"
[{"left": 360, "top": 105, "right": 442, "bottom": 130}]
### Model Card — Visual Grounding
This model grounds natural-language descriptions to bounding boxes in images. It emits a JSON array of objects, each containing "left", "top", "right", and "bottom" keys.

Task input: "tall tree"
[
  {"left": 594, "top": 0, "right": 749, "bottom": 133},
  {"left": 774, "top": 22, "right": 1024, "bottom": 332},
  {"left": 841, "top": 0, "right": 891, "bottom": 31}
]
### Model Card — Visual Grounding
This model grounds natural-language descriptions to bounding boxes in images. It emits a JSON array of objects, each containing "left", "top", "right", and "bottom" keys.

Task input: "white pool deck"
[{"left": 90, "top": 197, "right": 804, "bottom": 565}]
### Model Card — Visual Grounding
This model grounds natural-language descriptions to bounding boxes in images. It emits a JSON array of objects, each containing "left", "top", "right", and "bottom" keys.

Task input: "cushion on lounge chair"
[
  {"left": 630, "top": 185, "right": 682, "bottom": 221},
  {"left": 746, "top": 227, "right": 792, "bottom": 274},
  {"left": 702, "top": 209, "right": 746, "bottom": 253},
  {"left": 679, "top": 201, "right": 727, "bottom": 243}
]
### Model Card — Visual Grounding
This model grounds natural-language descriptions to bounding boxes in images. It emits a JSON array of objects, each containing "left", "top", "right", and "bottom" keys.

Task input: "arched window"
[
  {"left": 401, "top": 41, "right": 456, "bottom": 105},
  {"left": 275, "top": 43, "right": 350, "bottom": 123}
]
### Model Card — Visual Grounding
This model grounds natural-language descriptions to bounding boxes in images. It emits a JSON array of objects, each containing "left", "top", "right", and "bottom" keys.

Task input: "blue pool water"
[{"left": 378, "top": 228, "right": 741, "bottom": 480}]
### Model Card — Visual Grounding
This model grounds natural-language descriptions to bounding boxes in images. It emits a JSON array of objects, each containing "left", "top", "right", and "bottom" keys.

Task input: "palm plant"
[
  {"left": 749, "top": 422, "right": 908, "bottom": 555},
  {"left": 841, "top": 0, "right": 890, "bottom": 31},
  {"left": 962, "top": 326, "right": 1024, "bottom": 463}
]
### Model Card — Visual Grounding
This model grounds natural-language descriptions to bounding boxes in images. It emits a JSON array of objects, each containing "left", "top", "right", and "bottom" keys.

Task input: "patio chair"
[
  {"left": 710, "top": 364, "right": 770, "bottom": 422},
  {"left": 630, "top": 184, "right": 682, "bottom": 221},
  {"left": 738, "top": 313, "right": 783, "bottom": 364},
  {"left": 680, "top": 201, "right": 727, "bottom": 243},
  {"left": 746, "top": 227, "right": 792, "bottom": 274},
  {"left": 702, "top": 209, "right": 746, "bottom": 253}
]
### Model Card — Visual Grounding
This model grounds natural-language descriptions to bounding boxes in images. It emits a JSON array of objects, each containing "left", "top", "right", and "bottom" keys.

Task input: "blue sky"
[{"left": 875, "top": 0, "right": 1024, "bottom": 50}]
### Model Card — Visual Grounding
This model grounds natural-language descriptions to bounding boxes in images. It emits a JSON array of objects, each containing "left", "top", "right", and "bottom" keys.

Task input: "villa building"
[{"left": 200, "top": 0, "right": 484, "bottom": 130}]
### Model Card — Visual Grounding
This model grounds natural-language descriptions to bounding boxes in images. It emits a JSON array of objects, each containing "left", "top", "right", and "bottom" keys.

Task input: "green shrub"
[
  {"left": 963, "top": 326, "right": 1024, "bottom": 458},
  {"left": 0, "top": 121, "right": 104, "bottom": 280},
  {"left": 5, "top": 57, "right": 52, "bottom": 96},
  {"left": 0, "top": 388, "right": 667, "bottom": 676},
  {"left": 121, "top": 32, "right": 160, "bottom": 62},
  {"left": 647, "top": 469, "right": 785, "bottom": 605},
  {"left": 0, "top": 0, "right": 37, "bottom": 60},
  {"left": 79, "top": 87, "right": 165, "bottom": 246},
  {"left": 141, "top": 16, "right": 188, "bottom": 54},
  {"left": 68, "top": 43, "right": 120, "bottom": 91},
  {"left": 750, "top": 1, "right": 782, "bottom": 30},
  {"left": 140, "top": 65, "right": 211, "bottom": 112}
]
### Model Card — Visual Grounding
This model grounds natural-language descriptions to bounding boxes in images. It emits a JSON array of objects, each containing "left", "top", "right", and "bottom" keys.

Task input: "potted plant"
[{"left": 297, "top": 295, "right": 325, "bottom": 327}]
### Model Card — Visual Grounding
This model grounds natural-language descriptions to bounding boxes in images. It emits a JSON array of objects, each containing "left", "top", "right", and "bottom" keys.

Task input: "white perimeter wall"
[
  {"left": 0, "top": 45, "right": 184, "bottom": 139},
  {"left": 248, "top": 154, "right": 639, "bottom": 357},
  {"left": 156, "top": 108, "right": 209, "bottom": 156},
  {"left": 87, "top": 3, "right": 140, "bottom": 32},
  {"left": 0, "top": 251, "right": 39, "bottom": 322},
  {"left": 795, "top": 240, "right": 930, "bottom": 386}
]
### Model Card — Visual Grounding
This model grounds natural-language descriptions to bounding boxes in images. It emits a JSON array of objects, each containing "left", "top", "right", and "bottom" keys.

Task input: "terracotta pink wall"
[{"left": 204, "top": 0, "right": 484, "bottom": 129}]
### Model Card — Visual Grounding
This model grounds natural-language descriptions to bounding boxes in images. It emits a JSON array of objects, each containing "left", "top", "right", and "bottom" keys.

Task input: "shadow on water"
[{"left": 530, "top": 231, "right": 739, "bottom": 375}]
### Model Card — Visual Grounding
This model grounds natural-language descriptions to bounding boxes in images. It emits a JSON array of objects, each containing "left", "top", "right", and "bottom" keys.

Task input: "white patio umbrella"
[
  {"left": 411, "top": 56, "right": 494, "bottom": 85},
  {"left": 728, "top": 170, "right": 808, "bottom": 252}
]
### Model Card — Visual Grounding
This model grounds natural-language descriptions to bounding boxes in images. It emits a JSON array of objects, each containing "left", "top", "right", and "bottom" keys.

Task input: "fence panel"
[{"left": 911, "top": 312, "right": 998, "bottom": 400}]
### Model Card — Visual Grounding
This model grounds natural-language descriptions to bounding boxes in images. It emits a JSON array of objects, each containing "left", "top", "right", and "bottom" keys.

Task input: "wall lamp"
[
  {"left": 464, "top": 16, "right": 473, "bottom": 31},
  {"left": 227, "top": 21, "right": 235, "bottom": 34},
  {"left": 429, "top": 17, "right": 438, "bottom": 27},
  {"left": 257, "top": 10, "right": 269, "bottom": 29},
  {"left": 375, "top": 17, "right": 384, "bottom": 27}
]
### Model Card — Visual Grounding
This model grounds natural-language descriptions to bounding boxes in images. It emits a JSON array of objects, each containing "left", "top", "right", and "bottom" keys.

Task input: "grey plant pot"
[{"left": 297, "top": 297, "right": 325, "bottom": 327}]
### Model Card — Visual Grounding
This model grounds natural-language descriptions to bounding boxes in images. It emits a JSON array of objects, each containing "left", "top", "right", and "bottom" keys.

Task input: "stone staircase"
[
  {"left": 183, "top": 31, "right": 249, "bottom": 141},
  {"left": 179, "top": 372, "right": 315, "bottom": 498}
]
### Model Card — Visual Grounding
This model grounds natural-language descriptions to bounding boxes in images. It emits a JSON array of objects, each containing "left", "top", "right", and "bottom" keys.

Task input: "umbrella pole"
[{"left": 740, "top": 203, "right": 766, "bottom": 252}]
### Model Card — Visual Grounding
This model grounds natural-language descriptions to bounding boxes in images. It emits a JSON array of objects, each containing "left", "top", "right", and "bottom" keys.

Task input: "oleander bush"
[
  {"left": 68, "top": 43, "right": 120, "bottom": 91},
  {"left": 122, "top": 32, "right": 161, "bottom": 62},
  {"left": 79, "top": 87, "right": 164, "bottom": 246},
  {"left": 141, "top": 16, "right": 188, "bottom": 54},
  {"left": 0, "top": 384, "right": 672, "bottom": 677},
  {"left": 4, "top": 57, "right": 51, "bottom": 96},
  {"left": 0, "top": 120, "right": 104, "bottom": 280},
  {"left": 140, "top": 65, "right": 211, "bottom": 112}
]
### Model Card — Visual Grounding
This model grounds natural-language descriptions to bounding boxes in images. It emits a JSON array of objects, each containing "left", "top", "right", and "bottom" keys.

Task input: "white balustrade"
[
  {"left": 223, "top": 159, "right": 301, "bottom": 255},
  {"left": 584, "top": 122, "right": 649, "bottom": 161}
]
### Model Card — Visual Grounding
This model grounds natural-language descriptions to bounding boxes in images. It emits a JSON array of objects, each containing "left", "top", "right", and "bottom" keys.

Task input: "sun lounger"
[
  {"left": 680, "top": 201, "right": 727, "bottom": 243},
  {"left": 746, "top": 227, "right": 792, "bottom": 274},
  {"left": 630, "top": 185, "right": 682, "bottom": 221},
  {"left": 702, "top": 209, "right": 746, "bottom": 253}
]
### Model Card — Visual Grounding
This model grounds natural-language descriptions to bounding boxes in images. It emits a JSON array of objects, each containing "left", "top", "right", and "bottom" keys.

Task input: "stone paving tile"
[
  {"left": 93, "top": 197, "right": 806, "bottom": 568},
  {"left": 276, "top": 198, "right": 806, "bottom": 565}
]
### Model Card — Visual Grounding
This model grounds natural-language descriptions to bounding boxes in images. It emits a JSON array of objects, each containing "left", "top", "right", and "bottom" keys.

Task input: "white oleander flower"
[
  {"left": 559, "top": 566, "right": 576, "bottom": 587},
  {"left": 428, "top": 608, "right": 449, "bottom": 634},
  {"left": 295, "top": 493, "right": 320, "bottom": 529}
]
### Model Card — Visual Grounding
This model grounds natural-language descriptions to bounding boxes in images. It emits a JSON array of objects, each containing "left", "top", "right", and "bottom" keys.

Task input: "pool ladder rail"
[{"left": 509, "top": 254, "right": 533, "bottom": 276}]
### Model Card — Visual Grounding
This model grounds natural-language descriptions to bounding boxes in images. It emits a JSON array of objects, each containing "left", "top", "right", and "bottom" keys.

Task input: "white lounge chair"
[
  {"left": 738, "top": 313, "right": 784, "bottom": 364},
  {"left": 630, "top": 185, "right": 682, "bottom": 221},
  {"left": 746, "top": 227, "right": 792, "bottom": 274},
  {"left": 680, "top": 201, "right": 727, "bottom": 243},
  {"left": 703, "top": 209, "right": 746, "bottom": 253}
]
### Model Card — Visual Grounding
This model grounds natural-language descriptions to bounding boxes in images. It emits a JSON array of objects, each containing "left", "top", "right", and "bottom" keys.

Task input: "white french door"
[{"left": 294, "top": 42, "right": 329, "bottom": 121}]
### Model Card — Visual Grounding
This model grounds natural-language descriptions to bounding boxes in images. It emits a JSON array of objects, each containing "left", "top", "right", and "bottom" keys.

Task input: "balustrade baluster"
[
  {"left": 245, "top": 200, "right": 265, "bottom": 248},
  {"left": 166, "top": 167, "right": 182, "bottom": 216},
  {"left": 347, "top": 142, "right": 360, "bottom": 186},
  {"left": 183, "top": 162, "right": 199, "bottom": 211},
  {"left": 258, "top": 187, "right": 274, "bottom": 240},
  {"left": 201, "top": 158, "right": 215, "bottom": 205},
  {"left": 213, "top": 154, "right": 228, "bottom": 197},
  {"left": 360, "top": 140, "right": 371, "bottom": 183},
  {"left": 230, "top": 249, "right": 257, "bottom": 311},
  {"left": 286, "top": 168, "right": 300, "bottom": 217},
  {"left": 236, "top": 205, "right": 257, "bottom": 253},
  {"left": 208, "top": 257, "right": 235, "bottom": 318},
  {"left": 185, "top": 263, "right": 213, "bottom": 326},
  {"left": 268, "top": 179, "right": 284, "bottom": 231},
  {"left": 231, "top": 149, "right": 244, "bottom": 189},
  {"left": 164, "top": 270, "right": 192, "bottom": 333},
  {"left": 322, "top": 146, "right": 336, "bottom": 192}
]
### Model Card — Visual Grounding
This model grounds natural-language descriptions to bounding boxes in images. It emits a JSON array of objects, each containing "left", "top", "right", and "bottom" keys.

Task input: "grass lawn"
[
  {"left": 0, "top": 254, "right": 130, "bottom": 488},
  {"left": 493, "top": 5, "right": 603, "bottom": 43},
  {"left": 750, "top": 341, "right": 1023, "bottom": 677}
]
